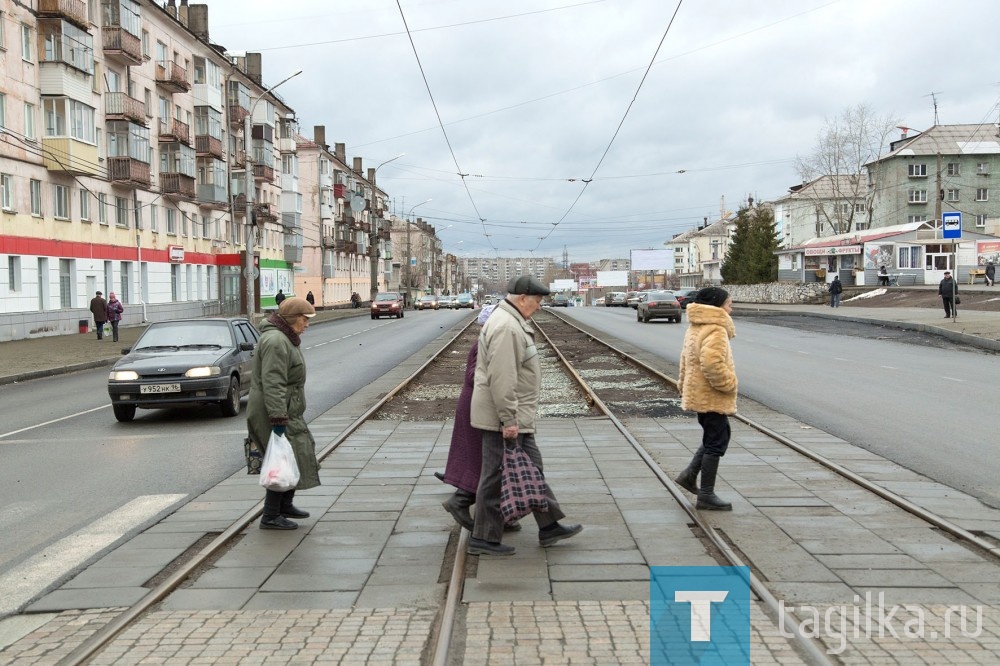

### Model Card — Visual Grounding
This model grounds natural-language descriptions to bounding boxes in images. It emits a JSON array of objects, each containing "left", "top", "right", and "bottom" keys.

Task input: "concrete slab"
[
  {"left": 463, "top": 578, "right": 552, "bottom": 603},
  {"left": 60, "top": 565, "right": 162, "bottom": 589},
  {"left": 835, "top": 568, "right": 954, "bottom": 588},
  {"left": 354, "top": 583, "right": 444, "bottom": 608},
  {"left": 551, "top": 581, "right": 650, "bottom": 601},
  {"left": 241, "top": 591, "right": 358, "bottom": 610},
  {"left": 89, "top": 548, "right": 186, "bottom": 569},
  {"left": 365, "top": 565, "right": 441, "bottom": 586},
  {"left": 260, "top": 573, "right": 368, "bottom": 592},
  {"left": 544, "top": 549, "right": 647, "bottom": 566},
  {"left": 187, "top": 566, "right": 275, "bottom": 589},
  {"left": 157, "top": 588, "right": 257, "bottom": 610},
  {"left": 548, "top": 564, "right": 650, "bottom": 582},
  {"left": 27, "top": 587, "right": 148, "bottom": 612}
]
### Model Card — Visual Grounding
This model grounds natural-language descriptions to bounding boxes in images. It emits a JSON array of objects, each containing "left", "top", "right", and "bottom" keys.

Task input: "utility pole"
[{"left": 368, "top": 154, "right": 404, "bottom": 303}]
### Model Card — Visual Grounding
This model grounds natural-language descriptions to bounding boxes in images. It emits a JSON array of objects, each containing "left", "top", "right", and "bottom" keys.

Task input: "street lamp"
[
  {"left": 368, "top": 153, "right": 405, "bottom": 302},
  {"left": 404, "top": 199, "right": 432, "bottom": 306},
  {"left": 244, "top": 69, "right": 302, "bottom": 322}
]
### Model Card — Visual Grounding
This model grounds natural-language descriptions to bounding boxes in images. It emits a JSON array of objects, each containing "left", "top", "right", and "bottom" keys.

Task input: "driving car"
[
  {"left": 416, "top": 295, "right": 439, "bottom": 310},
  {"left": 438, "top": 295, "right": 457, "bottom": 309},
  {"left": 636, "top": 290, "right": 682, "bottom": 323},
  {"left": 625, "top": 291, "right": 641, "bottom": 308},
  {"left": 371, "top": 292, "right": 405, "bottom": 319},
  {"left": 107, "top": 318, "right": 259, "bottom": 422},
  {"left": 550, "top": 294, "right": 569, "bottom": 307},
  {"left": 605, "top": 292, "right": 627, "bottom": 307},
  {"left": 672, "top": 288, "right": 700, "bottom": 309},
  {"left": 455, "top": 293, "right": 475, "bottom": 309}
]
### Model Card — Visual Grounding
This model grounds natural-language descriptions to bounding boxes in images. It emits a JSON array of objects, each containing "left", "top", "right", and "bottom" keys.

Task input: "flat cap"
[
  {"left": 278, "top": 296, "right": 316, "bottom": 318},
  {"left": 507, "top": 275, "right": 550, "bottom": 296}
]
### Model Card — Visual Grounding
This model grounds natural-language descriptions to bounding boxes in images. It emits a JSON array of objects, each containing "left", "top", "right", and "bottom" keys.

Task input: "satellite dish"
[{"left": 350, "top": 195, "right": 367, "bottom": 213}]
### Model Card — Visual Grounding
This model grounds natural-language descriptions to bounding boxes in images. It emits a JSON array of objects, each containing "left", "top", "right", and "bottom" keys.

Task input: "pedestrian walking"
[
  {"left": 350, "top": 292, "right": 361, "bottom": 309},
  {"left": 939, "top": 271, "right": 958, "bottom": 318},
  {"left": 468, "top": 275, "right": 582, "bottom": 556},
  {"left": 274, "top": 289, "right": 286, "bottom": 305},
  {"left": 878, "top": 265, "right": 889, "bottom": 286},
  {"left": 105, "top": 292, "right": 124, "bottom": 342},
  {"left": 305, "top": 290, "right": 315, "bottom": 305},
  {"left": 89, "top": 291, "right": 108, "bottom": 340},
  {"left": 246, "top": 297, "right": 321, "bottom": 530},
  {"left": 674, "top": 287, "right": 738, "bottom": 511},
  {"left": 986, "top": 261, "right": 995, "bottom": 287},
  {"left": 828, "top": 275, "right": 843, "bottom": 307}
]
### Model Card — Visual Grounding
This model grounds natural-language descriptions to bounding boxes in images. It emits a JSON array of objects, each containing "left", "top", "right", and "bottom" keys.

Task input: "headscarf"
[{"left": 694, "top": 286, "right": 730, "bottom": 308}]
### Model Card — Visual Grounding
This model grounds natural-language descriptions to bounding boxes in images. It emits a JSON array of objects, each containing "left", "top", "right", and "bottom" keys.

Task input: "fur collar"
[{"left": 266, "top": 313, "right": 301, "bottom": 346}]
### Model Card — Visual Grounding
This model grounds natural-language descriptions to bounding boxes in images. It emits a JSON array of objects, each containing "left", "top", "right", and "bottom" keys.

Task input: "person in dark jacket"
[
  {"left": 305, "top": 291, "right": 315, "bottom": 305},
  {"left": 274, "top": 289, "right": 286, "bottom": 305},
  {"left": 350, "top": 292, "right": 361, "bottom": 308},
  {"left": 878, "top": 266, "right": 889, "bottom": 286},
  {"left": 986, "top": 261, "right": 995, "bottom": 287},
  {"left": 246, "top": 297, "right": 321, "bottom": 530},
  {"left": 828, "top": 275, "right": 843, "bottom": 307},
  {"left": 939, "top": 271, "right": 958, "bottom": 318},
  {"left": 89, "top": 291, "right": 107, "bottom": 340},
  {"left": 105, "top": 292, "right": 124, "bottom": 342}
]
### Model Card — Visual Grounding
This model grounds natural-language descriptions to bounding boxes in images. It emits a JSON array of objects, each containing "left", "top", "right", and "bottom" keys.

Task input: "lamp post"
[
  {"left": 404, "top": 199, "right": 431, "bottom": 307},
  {"left": 244, "top": 69, "right": 302, "bottom": 321},
  {"left": 368, "top": 153, "right": 405, "bottom": 302}
]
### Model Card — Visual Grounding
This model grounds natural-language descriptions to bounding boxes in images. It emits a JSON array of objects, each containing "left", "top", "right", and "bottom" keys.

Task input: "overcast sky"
[{"left": 202, "top": 0, "right": 1000, "bottom": 262}]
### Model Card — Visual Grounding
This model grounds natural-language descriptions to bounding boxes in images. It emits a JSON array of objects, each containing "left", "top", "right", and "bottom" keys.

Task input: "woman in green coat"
[{"left": 247, "top": 297, "right": 322, "bottom": 529}]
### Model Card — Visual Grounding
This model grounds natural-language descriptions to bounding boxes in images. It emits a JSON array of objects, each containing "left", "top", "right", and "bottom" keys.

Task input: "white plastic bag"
[{"left": 259, "top": 431, "right": 300, "bottom": 491}]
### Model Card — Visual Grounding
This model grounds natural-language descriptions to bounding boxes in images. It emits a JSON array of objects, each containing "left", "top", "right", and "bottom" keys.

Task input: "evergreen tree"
[{"left": 720, "top": 204, "right": 781, "bottom": 284}]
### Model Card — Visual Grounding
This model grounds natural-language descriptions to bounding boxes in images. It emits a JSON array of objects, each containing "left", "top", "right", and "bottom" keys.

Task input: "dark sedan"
[
  {"left": 673, "top": 288, "right": 700, "bottom": 309},
  {"left": 636, "top": 290, "right": 682, "bottom": 323},
  {"left": 107, "top": 318, "right": 259, "bottom": 422}
]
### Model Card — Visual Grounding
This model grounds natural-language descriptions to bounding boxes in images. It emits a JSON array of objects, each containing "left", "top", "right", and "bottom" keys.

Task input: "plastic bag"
[
  {"left": 499, "top": 439, "right": 549, "bottom": 523},
  {"left": 259, "top": 430, "right": 300, "bottom": 491},
  {"left": 103, "top": 323, "right": 112, "bottom": 336}
]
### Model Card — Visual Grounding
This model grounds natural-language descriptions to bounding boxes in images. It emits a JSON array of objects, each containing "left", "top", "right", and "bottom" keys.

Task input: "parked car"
[
  {"left": 455, "top": 293, "right": 475, "bottom": 309},
  {"left": 550, "top": 294, "right": 570, "bottom": 307},
  {"left": 416, "top": 295, "right": 439, "bottom": 310},
  {"left": 625, "top": 291, "right": 641, "bottom": 308},
  {"left": 605, "top": 292, "right": 627, "bottom": 307},
  {"left": 672, "top": 288, "right": 700, "bottom": 309},
  {"left": 636, "top": 290, "right": 682, "bottom": 323},
  {"left": 371, "top": 292, "right": 405, "bottom": 319},
  {"left": 107, "top": 318, "right": 260, "bottom": 422},
  {"left": 594, "top": 297, "right": 605, "bottom": 306}
]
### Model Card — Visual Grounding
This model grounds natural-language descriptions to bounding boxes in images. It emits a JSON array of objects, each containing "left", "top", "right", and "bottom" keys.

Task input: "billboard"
[
  {"left": 596, "top": 271, "right": 629, "bottom": 287},
  {"left": 551, "top": 279, "right": 576, "bottom": 292},
  {"left": 631, "top": 248, "right": 675, "bottom": 271}
]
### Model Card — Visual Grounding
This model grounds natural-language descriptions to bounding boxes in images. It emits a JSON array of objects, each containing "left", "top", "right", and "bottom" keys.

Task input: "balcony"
[
  {"left": 195, "top": 135, "right": 224, "bottom": 159},
  {"left": 253, "top": 163, "right": 275, "bottom": 183},
  {"left": 345, "top": 241, "right": 358, "bottom": 254},
  {"left": 322, "top": 235, "right": 337, "bottom": 248},
  {"left": 39, "top": 0, "right": 89, "bottom": 29},
  {"left": 108, "top": 157, "right": 151, "bottom": 187},
  {"left": 254, "top": 202, "right": 279, "bottom": 222},
  {"left": 228, "top": 102, "right": 249, "bottom": 127},
  {"left": 102, "top": 26, "right": 142, "bottom": 66},
  {"left": 232, "top": 193, "right": 246, "bottom": 216},
  {"left": 159, "top": 117, "right": 190, "bottom": 145},
  {"left": 105, "top": 92, "right": 147, "bottom": 126},
  {"left": 198, "top": 184, "right": 228, "bottom": 208},
  {"left": 333, "top": 183, "right": 346, "bottom": 199},
  {"left": 380, "top": 229, "right": 391, "bottom": 240},
  {"left": 155, "top": 60, "right": 191, "bottom": 93},
  {"left": 361, "top": 222, "right": 371, "bottom": 233},
  {"left": 159, "top": 172, "right": 196, "bottom": 199},
  {"left": 231, "top": 148, "right": 246, "bottom": 168},
  {"left": 42, "top": 137, "right": 101, "bottom": 176}
]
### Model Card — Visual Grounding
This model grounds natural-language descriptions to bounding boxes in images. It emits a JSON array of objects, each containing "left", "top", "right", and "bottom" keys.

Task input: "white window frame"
[
  {"left": 976, "top": 214, "right": 987, "bottom": 228},
  {"left": 897, "top": 245, "right": 921, "bottom": 269},
  {"left": 53, "top": 184, "right": 70, "bottom": 220},
  {"left": 21, "top": 24, "right": 32, "bottom": 62},
  {"left": 0, "top": 11, "right": 6, "bottom": 50},
  {"left": 98, "top": 193, "right": 108, "bottom": 225},
  {"left": 907, "top": 189, "right": 927, "bottom": 204},
  {"left": 976, "top": 188, "right": 989, "bottom": 202},
  {"left": 23, "top": 102, "right": 35, "bottom": 140},
  {"left": 946, "top": 163, "right": 960, "bottom": 176},
  {"left": 0, "top": 93, "right": 5, "bottom": 129},
  {"left": 907, "top": 163, "right": 927, "bottom": 177},
  {"left": 8, "top": 256, "right": 22, "bottom": 291},
  {"left": 30, "top": 179, "right": 42, "bottom": 216},
  {"left": 150, "top": 203, "right": 158, "bottom": 232},
  {"left": 79, "top": 189, "right": 91, "bottom": 221},
  {"left": 945, "top": 189, "right": 959, "bottom": 202},
  {"left": 1, "top": 174, "right": 12, "bottom": 210},
  {"left": 977, "top": 162, "right": 989, "bottom": 175},
  {"left": 906, "top": 215, "right": 928, "bottom": 224},
  {"left": 114, "top": 196, "right": 129, "bottom": 228},
  {"left": 166, "top": 208, "right": 177, "bottom": 235}
]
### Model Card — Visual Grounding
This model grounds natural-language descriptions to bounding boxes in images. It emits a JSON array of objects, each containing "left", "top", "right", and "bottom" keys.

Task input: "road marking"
[
  {"left": 0, "top": 494, "right": 186, "bottom": 617},
  {"left": 306, "top": 323, "right": 392, "bottom": 350},
  {"left": 942, "top": 376, "right": 963, "bottom": 383},
  {"left": 0, "top": 405, "right": 109, "bottom": 441},
  {"left": 878, "top": 365, "right": 898, "bottom": 370}
]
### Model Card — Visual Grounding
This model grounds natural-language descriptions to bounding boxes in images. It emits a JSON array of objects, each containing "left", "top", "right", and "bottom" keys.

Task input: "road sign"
[
  {"left": 243, "top": 266, "right": 259, "bottom": 280},
  {"left": 942, "top": 212, "right": 962, "bottom": 239}
]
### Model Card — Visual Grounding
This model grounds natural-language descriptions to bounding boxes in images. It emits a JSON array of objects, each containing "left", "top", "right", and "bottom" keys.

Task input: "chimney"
[
  {"left": 189, "top": 4, "right": 209, "bottom": 41},
  {"left": 367, "top": 167, "right": 376, "bottom": 184},
  {"left": 166, "top": 0, "right": 177, "bottom": 19},
  {"left": 353, "top": 157, "right": 363, "bottom": 174},
  {"left": 313, "top": 126, "right": 326, "bottom": 149},
  {"left": 178, "top": 0, "right": 189, "bottom": 26},
  {"left": 246, "top": 52, "right": 262, "bottom": 85},
  {"left": 334, "top": 142, "right": 346, "bottom": 162}
]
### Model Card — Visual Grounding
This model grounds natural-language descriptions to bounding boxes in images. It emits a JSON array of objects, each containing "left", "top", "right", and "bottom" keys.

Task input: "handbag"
[
  {"left": 955, "top": 296, "right": 961, "bottom": 304},
  {"left": 499, "top": 439, "right": 550, "bottom": 523},
  {"left": 244, "top": 437, "right": 263, "bottom": 474},
  {"left": 259, "top": 431, "right": 300, "bottom": 491}
]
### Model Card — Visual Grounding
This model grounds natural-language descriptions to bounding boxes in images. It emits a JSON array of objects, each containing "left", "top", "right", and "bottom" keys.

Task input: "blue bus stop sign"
[{"left": 942, "top": 212, "right": 962, "bottom": 239}]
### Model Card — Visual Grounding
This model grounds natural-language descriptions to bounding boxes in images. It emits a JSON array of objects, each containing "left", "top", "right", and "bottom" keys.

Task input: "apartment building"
[
  {"left": 459, "top": 256, "right": 553, "bottom": 295},
  {"left": 770, "top": 175, "right": 869, "bottom": 248}
]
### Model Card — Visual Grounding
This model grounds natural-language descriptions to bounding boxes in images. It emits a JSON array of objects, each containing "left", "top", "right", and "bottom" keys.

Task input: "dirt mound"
[{"left": 843, "top": 289, "right": 1000, "bottom": 311}]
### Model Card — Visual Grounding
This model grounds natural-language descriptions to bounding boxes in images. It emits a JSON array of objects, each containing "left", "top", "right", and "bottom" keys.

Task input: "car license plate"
[{"left": 140, "top": 383, "right": 181, "bottom": 394}]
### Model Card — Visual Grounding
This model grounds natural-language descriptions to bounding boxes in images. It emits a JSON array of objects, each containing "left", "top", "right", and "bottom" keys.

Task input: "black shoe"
[
  {"left": 442, "top": 498, "right": 474, "bottom": 531},
  {"left": 282, "top": 505, "right": 310, "bottom": 519},
  {"left": 260, "top": 515, "right": 298, "bottom": 530},
  {"left": 696, "top": 492, "right": 733, "bottom": 511},
  {"left": 468, "top": 537, "right": 515, "bottom": 556},
  {"left": 434, "top": 471, "right": 445, "bottom": 482},
  {"left": 675, "top": 468, "right": 699, "bottom": 494},
  {"left": 504, "top": 520, "right": 522, "bottom": 532},
  {"left": 539, "top": 523, "right": 583, "bottom": 547}
]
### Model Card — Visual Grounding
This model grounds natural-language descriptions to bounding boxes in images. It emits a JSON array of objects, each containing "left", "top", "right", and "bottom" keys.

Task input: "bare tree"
[{"left": 795, "top": 103, "right": 899, "bottom": 235}]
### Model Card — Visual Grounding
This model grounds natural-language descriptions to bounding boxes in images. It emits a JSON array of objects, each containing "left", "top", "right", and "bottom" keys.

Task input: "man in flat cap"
[
  {"left": 467, "top": 275, "right": 582, "bottom": 555},
  {"left": 938, "top": 270, "right": 958, "bottom": 318}
]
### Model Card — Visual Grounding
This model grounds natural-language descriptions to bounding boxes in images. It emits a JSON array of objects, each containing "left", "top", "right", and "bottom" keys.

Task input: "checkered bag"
[{"left": 499, "top": 439, "right": 550, "bottom": 522}]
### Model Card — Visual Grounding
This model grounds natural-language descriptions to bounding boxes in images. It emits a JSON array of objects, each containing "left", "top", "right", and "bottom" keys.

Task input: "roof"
[
  {"left": 783, "top": 221, "right": 928, "bottom": 251},
  {"left": 773, "top": 175, "right": 863, "bottom": 202},
  {"left": 872, "top": 124, "right": 1000, "bottom": 163}
]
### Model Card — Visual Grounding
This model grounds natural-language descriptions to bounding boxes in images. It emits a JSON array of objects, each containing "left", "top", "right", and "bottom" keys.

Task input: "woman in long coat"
[{"left": 247, "top": 297, "right": 321, "bottom": 529}]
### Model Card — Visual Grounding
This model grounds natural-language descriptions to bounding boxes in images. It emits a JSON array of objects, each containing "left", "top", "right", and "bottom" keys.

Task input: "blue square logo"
[{"left": 650, "top": 566, "right": 751, "bottom": 665}]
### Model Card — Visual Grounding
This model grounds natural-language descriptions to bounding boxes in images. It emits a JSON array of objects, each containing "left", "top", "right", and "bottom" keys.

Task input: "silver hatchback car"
[{"left": 636, "top": 290, "right": 682, "bottom": 323}]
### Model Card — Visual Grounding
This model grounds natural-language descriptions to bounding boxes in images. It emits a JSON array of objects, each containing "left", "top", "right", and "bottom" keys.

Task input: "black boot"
[
  {"left": 696, "top": 455, "right": 732, "bottom": 511},
  {"left": 674, "top": 446, "right": 704, "bottom": 494},
  {"left": 280, "top": 489, "right": 309, "bottom": 519},
  {"left": 442, "top": 490, "right": 475, "bottom": 531},
  {"left": 261, "top": 490, "right": 298, "bottom": 529}
]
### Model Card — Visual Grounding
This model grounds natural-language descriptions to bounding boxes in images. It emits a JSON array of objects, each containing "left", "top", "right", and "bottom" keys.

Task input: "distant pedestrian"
[
  {"left": 351, "top": 292, "right": 361, "bottom": 309},
  {"left": 89, "top": 291, "right": 108, "bottom": 340},
  {"left": 305, "top": 290, "right": 315, "bottom": 305},
  {"left": 939, "top": 271, "right": 958, "bottom": 318},
  {"left": 878, "top": 265, "right": 889, "bottom": 286},
  {"left": 274, "top": 289, "right": 286, "bottom": 305},
  {"left": 247, "top": 297, "right": 320, "bottom": 530},
  {"left": 674, "top": 287, "right": 738, "bottom": 511},
  {"left": 986, "top": 261, "right": 995, "bottom": 287},
  {"left": 828, "top": 275, "right": 843, "bottom": 307},
  {"left": 105, "top": 292, "right": 124, "bottom": 342}
]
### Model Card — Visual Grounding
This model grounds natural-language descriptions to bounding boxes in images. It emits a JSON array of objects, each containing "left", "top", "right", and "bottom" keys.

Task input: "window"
[
  {"left": 946, "top": 162, "right": 960, "bottom": 176},
  {"left": 23, "top": 102, "right": 35, "bottom": 140},
  {"left": 907, "top": 215, "right": 928, "bottom": 224},
  {"left": 977, "top": 162, "right": 989, "bottom": 175},
  {"left": 194, "top": 106, "right": 222, "bottom": 139},
  {"left": 150, "top": 203, "right": 158, "bottom": 232},
  {"left": 976, "top": 214, "right": 988, "bottom": 228},
  {"left": 0, "top": 93, "right": 5, "bottom": 128},
  {"left": 141, "top": 29, "right": 150, "bottom": 58},
  {"left": 854, "top": 203, "right": 866, "bottom": 214},
  {"left": 98, "top": 193, "right": 108, "bottom": 224},
  {"left": 30, "top": 179, "right": 42, "bottom": 215},
  {"left": 838, "top": 203, "right": 851, "bottom": 216},
  {"left": 21, "top": 24, "right": 32, "bottom": 62},
  {"left": 0, "top": 11, "right": 5, "bottom": 50},
  {"left": 107, "top": 120, "right": 150, "bottom": 162},
  {"left": 58, "top": 258, "right": 72, "bottom": 308},
  {"left": 907, "top": 189, "right": 927, "bottom": 203},
  {"left": 946, "top": 189, "right": 959, "bottom": 202},
  {"left": 898, "top": 246, "right": 921, "bottom": 269},
  {"left": 43, "top": 98, "right": 96, "bottom": 143},
  {"left": 114, "top": 196, "right": 129, "bottom": 227},
  {"left": 0, "top": 174, "right": 11, "bottom": 210},
  {"left": 907, "top": 163, "right": 927, "bottom": 177},
  {"left": 80, "top": 189, "right": 90, "bottom": 221},
  {"left": 53, "top": 184, "right": 69, "bottom": 219},
  {"left": 8, "top": 256, "right": 22, "bottom": 291},
  {"left": 41, "top": 20, "right": 94, "bottom": 73},
  {"left": 166, "top": 208, "right": 177, "bottom": 234},
  {"left": 976, "top": 188, "right": 989, "bottom": 201},
  {"left": 144, "top": 88, "right": 152, "bottom": 117}
]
